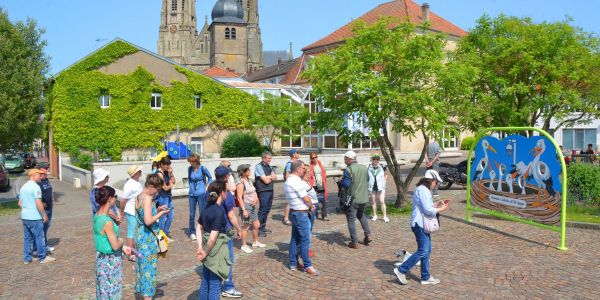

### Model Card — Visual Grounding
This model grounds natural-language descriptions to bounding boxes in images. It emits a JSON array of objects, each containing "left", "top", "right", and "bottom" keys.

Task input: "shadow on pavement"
[
  {"left": 315, "top": 231, "right": 348, "bottom": 247},
  {"left": 47, "top": 237, "right": 60, "bottom": 247},
  {"left": 264, "top": 242, "right": 289, "bottom": 267},
  {"left": 373, "top": 259, "right": 396, "bottom": 276}
]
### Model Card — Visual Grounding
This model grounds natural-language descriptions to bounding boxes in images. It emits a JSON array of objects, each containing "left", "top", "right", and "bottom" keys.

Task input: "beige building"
[{"left": 158, "top": 0, "right": 263, "bottom": 74}]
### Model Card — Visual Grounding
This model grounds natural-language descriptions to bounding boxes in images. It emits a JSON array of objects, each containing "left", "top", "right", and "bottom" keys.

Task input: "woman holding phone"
[
  {"left": 394, "top": 170, "right": 449, "bottom": 285},
  {"left": 135, "top": 174, "right": 170, "bottom": 300}
]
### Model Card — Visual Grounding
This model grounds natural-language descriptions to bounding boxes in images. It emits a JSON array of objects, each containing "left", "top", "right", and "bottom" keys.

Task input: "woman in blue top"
[
  {"left": 157, "top": 157, "right": 176, "bottom": 241},
  {"left": 93, "top": 186, "right": 132, "bottom": 300},
  {"left": 394, "top": 171, "right": 449, "bottom": 286},
  {"left": 187, "top": 154, "right": 212, "bottom": 241}
]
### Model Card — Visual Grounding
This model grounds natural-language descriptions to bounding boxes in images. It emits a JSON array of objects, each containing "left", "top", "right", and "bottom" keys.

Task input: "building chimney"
[{"left": 421, "top": 3, "right": 430, "bottom": 23}]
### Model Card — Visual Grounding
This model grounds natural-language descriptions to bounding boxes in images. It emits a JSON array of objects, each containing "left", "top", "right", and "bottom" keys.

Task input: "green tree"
[
  {"left": 452, "top": 15, "right": 600, "bottom": 135},
  {"left": 250, "top": 93, "right": 308, "bottom": 151},
  {"left": 0, "top": 9, "right": 49, "bottom": 151},
  {"left": 303, "top": 18, "right": 472, "bottom": 207}
]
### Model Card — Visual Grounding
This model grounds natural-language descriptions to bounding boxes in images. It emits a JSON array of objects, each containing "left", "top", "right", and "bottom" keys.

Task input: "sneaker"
[
  {"left": 258, "top": 231, "right": 267, "bottom": 237},
  {"left": 166, "top": 235, "right": 175, "bottom": 243},
  {"left": 421, "top": 277, "right": 440, "bottom": 285},
  {"left": 348, "top": 242, "right": 359, "bottom": 249},
  {"left": 394, "top": 268, "right": 407, "bottom": 285},
  {"left": 46, "top": 246, "right": 55, "bottom": 253},
  {"left": 290, "top": 263, "right": 304, "bottom": 271},
  {"left": 305, "top": 266, "right": 321, "bottom": 276},
  {"left": 240, "top": 245, "right": 254, "bottom": 254},
  {"left": 383, "top": 217, "right": 390, "bottom": 223},
  {"left": 321, "top": 217, "right": 330, "bottom": 221},
  {"left": 189, "top": 233, "right": 197, "bottom": 241},
  {"left": 252, "top": 241, "right": 266, "bottom": 248},
  {"left": 371, "top": 215, "right": 378, "bottom": 222},
  {"left": 24, "top": 260, "right": 32, "bottom": 265},
  {"left": 39, "top": 256, "right": 56, "bottom": 264},
  {"left": 364, "top": 235, "right": 373, "bottom": 245},
  {"left": 221, "top": 288, "right": 243, "bottom": 298}
]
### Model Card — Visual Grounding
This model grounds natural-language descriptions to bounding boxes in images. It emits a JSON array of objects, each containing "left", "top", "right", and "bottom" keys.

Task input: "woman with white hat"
[
  {"left": 120, "top": 165, "right": 143, "bottom": 261},
  {"left": 91, "top": 168, "right": 120, "bottom": 224},
  {"left": 394, "top": 169, "right": 449, "bottom": 286}
]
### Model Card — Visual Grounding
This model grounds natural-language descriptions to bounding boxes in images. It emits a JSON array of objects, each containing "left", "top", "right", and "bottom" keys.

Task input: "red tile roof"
[
  {"left": 302, "top": 0, "right": 467, "bottom": 52},
  {"left": 202, "top": 66, "right": 240, "bottom": 78},
  {"left": 281, "top": 54, "right": 309, "bottom": 85}
]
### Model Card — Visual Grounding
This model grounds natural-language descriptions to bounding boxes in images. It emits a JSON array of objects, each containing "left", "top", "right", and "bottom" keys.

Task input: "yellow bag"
[{"left": 156, "top": 230, "right": 169, "bottom": 257}]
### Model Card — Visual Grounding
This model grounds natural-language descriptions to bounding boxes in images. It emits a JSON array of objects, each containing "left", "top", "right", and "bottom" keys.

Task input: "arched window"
[
  {"left": 225, "top": 28, "right": 231, "bottom": 39},
  {"left": 231, "top": 28, "right": 236, "bottom": 40},
  {"left": 171, "top": 0, "right": 177, "bottom": 11}
]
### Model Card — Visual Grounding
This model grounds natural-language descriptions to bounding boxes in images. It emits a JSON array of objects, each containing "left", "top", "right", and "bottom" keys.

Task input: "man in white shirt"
[
  {"left": 284, "top": 160, "right": 320, "bottom": 276},
  {"left": 120, "top": 165, "right": 143, "bottom": 261}
]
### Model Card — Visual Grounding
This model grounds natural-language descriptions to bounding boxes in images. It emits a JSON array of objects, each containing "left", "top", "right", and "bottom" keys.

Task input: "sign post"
[{"left": 466, "top": 127, "right": 567, "bottom": 251}]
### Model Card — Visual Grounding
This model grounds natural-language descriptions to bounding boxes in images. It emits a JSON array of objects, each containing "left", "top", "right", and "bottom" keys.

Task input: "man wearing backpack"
[
  {"left": 340, "top": 151, "right": 372, "bottom": 249},
  {"left": 187, "top": 154, "right": 212, "bottom": 241}
]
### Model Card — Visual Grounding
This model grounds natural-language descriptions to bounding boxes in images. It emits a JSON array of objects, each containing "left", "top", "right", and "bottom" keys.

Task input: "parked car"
[
  {"left": 3, "top": 154, "right": 24, "bottom": 173},
  {"left": 20, "top": 152, "right": 37, "bottom": 169},
  {"left": 0, "top": 164, "right": 9, "bottom": 192}
]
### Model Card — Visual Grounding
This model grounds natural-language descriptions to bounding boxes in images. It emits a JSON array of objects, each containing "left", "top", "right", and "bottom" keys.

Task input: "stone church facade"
[{"left": 157, "top": 0, "right": 263, "bottom": 74}]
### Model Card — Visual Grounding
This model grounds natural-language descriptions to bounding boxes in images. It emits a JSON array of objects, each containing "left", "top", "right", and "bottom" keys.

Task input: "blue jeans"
[
  {"left": 222, "top": 239, "right": 235, "bottom": 291},
  {"left": 257, "top": 190, "right": 274, "bottom": 232},
  {"left": 199, "top": 265, "right": 222, "bottom": 300},
  {"left": 398, "top": 225, "right": 431, "bottom": 281},
  {"left": 33, "top": 209, "right": 52, "bottom": 252},
  {"left": 309, "top": 206, "right": 318, "bottom": 232},
  {"left": 289, "top": 211, "right": 312, "bottom": 269},
  {"left": 188, "top": 194, "right": 206, "bottom": 235},
  {"left": 158, "top": 196, "right": 174, "bottom": 234},
  {"left": 23, "top": 219, "right": 46, "bottom": 261}
]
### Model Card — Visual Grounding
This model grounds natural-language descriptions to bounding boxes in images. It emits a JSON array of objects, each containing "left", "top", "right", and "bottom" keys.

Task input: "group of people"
[{"left": 19, "top": 145, "right": 451, "bottom": 299}]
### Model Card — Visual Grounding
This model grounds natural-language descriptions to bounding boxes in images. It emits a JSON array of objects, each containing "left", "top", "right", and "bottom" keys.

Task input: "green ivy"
[{"left": 48, "top": 40, "right": 257, "bottom": 161}]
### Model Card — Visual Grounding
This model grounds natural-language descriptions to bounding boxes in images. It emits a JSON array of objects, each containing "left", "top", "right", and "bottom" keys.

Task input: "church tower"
[
  {"left": 244, "top": 0, "right": 263, "bottom": 71},
  {"left": 157, "top": 0, "right": 197, "bottom": 64},
  {"left": 210, "top": 0, "right": 248, "bottom": 74}
]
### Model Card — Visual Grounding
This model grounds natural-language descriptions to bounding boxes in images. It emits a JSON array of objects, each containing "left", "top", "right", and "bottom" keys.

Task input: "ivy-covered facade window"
[
  {"left": 194, "top": 94, "right": 202, "bottom": 109},
  {"left": 99, "top": 92, "right": 110, "bottom": 108},
  {"left": 150, "top": 93, "right": 162, "bottom": 109}
]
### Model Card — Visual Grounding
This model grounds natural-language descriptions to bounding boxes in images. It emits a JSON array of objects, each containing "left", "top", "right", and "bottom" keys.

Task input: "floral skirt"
[
  {"left": 135, "top": 228, "right": 158, "bottom": 297},
  {"left": 95, "top": 252, "right": 123, "bottom": 300}
]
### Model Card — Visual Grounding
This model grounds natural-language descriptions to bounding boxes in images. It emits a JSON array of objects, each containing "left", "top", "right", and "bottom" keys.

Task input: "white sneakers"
[
  {"left": 39, "top": 256, "right": 56, "bottom": 264},
  {"left": 371, "top": 215, "right": 378, "bottom": 222},
  {"left": 421, "top": 277, "right": 441, "bottom": 285},
  {"left": 189, "top": 233, "right": 197, "bottom": 241},
  {"left": 383, "top": 216, "right": 390, "bottom": 223},
  {"left": 240, "top": 245, "right": 254, "bottom": 254},
  {"left": 252, "top": 241, "right": 266, "bottom": 248},
  {"left": 394, "top": 268, "right": 407, "bottom": 285}
]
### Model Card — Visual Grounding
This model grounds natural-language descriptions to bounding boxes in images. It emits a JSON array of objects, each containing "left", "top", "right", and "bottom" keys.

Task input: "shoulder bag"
[
  {"left": 419, "top": 203, "right": 439, "bottom": 234},
  {"left": 136, "top": 196, "right": 169, "bottom": 256}
]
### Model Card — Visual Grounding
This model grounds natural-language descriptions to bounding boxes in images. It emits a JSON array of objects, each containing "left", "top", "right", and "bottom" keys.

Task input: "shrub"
[
  {"left": 567, "top": 163, "right": 600, "bottom": 206},
  {"left": 69, "top": 150, "right": 94, "bottom": 171},
  {"left": 460, "top": 137, "right": 476, "bottom": 150},
  {"left": 221, "top": 131, "right": 268, "bottom": 158}
]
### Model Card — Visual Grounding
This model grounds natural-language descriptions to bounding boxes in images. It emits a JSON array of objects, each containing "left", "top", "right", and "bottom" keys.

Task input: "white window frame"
[
  {"left": 189, "top": 137, "right": 203, "bottom": 157},
  {"left": 441, "top": 127, "right": 460, "bottom": 150},
  {"left": 99, "top": 93, "right": 111, "bottom": 108},
  {"left": 194, "top": 94, "right": 202, "bottom": 109},
  {"left": 150, "top": 93, "right": 162, "bottom": 110}
]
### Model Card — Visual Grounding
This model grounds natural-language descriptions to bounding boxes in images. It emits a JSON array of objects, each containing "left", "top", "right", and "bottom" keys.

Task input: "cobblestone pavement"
[{"left": 1, "top": 158, "right": 599, "bottom": 299}]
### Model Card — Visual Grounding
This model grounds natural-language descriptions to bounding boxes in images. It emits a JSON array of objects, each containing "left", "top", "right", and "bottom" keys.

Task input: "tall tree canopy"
[
  {"left": 0, "top": 9, "right": 49, "bottom": 151},
  {"left": 452, "top": 15, "right": 600, "bottom": 135},
  {"left": 303, "top": 18, "right": 472, "bottom": 207}
]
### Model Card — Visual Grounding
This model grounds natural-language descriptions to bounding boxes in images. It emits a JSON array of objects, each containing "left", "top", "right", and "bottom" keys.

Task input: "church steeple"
[{"left": 158, "top": 0, "right": 197, "bottom": 63}]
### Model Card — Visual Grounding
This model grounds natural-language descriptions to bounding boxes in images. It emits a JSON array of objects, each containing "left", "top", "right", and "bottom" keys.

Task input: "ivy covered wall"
[{"left": 48, "top": 40, "right": 257, "bottom": 160}]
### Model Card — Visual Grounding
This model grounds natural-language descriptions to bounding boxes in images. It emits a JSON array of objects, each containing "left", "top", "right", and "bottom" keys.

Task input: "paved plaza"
[{"left": 0, "top": 166, "right": 599, "bottom": 299}]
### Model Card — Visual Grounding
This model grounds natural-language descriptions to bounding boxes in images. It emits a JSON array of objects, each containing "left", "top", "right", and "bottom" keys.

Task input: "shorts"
[
  {"left": 240, "top": 204, "right": 258, "bottom": 224},
  {"left": 126, "top": 213, "right": 137, "bottom": 239}
]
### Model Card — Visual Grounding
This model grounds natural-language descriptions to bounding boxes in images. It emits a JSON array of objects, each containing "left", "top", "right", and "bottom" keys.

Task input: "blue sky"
[{"left": 1, "top": 0, "right": 598, "bottom": 74}]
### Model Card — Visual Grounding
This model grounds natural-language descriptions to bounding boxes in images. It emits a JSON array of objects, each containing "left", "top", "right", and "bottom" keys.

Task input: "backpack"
[{"left": 188, "top": 165, "right": 208, "bottom": 186}]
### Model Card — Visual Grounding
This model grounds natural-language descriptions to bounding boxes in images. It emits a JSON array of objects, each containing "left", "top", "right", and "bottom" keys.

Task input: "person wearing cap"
[
  {"left": 284, "top": 160, "right": 320, "bottom": 275},
  {"left": 32, "top": 163, "right": 55, "bottom": 254},
  {"left": 214, "top": 165, "right": 244, "bottom": 298},
  {"left": 394, "top": 170, "right": 449, "bottom": 286},
  {"left": 91, "top": 168, "right": 120, "bottom": 223},
  {"left": 340, "top": 151, "right": 372, "bottom": 249},
  {"left": 19, "top": 168, "right": 55, "bottom": 264},
  {"left": 424, "top": 139, "right": 442, "bottom": 197},
  {"left": 187, "top": 154, "right": 212, "bottom": 241},
  {"left": 120, "top": 165, "right": 143, "bottom": 261},
  {"left": 236, "top": 164, "right": 265, "bottom": 254},
  {"left": 255, "top": 151, "right": 277, "bottom": 237},
  {"left": 368, "top": 154, "right": 389, "bottom": 223},
  {"left": 282, "top": 149, "right": 300, "bottom": 225}
]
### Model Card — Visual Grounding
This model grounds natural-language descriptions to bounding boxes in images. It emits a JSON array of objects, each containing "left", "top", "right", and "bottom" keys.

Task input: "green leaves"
[
  {"left": 0, "top": 9, "right": 49, "bottom": 151},
  {"left": 48, "top": 41, "right": 258, "bottom": 161},
  {"left": 453, "top": 14, "right": 600, "bottom": 133}
]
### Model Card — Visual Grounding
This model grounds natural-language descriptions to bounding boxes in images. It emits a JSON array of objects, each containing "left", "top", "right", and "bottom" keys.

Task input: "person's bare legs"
[
  {"left": 370, "top": 193, "right": 378, "bottom": 221},
  {"left": 251, "top": 220, "right": 260, "bottom": 244},
  {"left": 284, "top": 204, "right": 290, "bottom": 224},
  {"left": 379, "top": 191, "right": 388, "bottom": 221},
  {"left": 240, "top": 224, "right": 250, "bottom": 247}
]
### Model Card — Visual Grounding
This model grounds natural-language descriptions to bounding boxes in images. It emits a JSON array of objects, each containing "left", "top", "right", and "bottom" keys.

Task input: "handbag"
[
  {"left": 338, "top": 168, "right": 353, "bottom": 211},
  {"left": 420, "top": 204, "right": 439, "bottom": 234}
]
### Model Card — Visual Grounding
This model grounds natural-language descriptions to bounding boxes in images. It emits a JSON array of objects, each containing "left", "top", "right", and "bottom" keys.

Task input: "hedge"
[
  {"left": 221, "top": 131, "right": 268, "bottom": 158},
  {"left": 460, "top": 136, "right": 477, "bottom": 150},
  {"left": 567, "top": 163, "right": 600, "bottom": 206}
]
